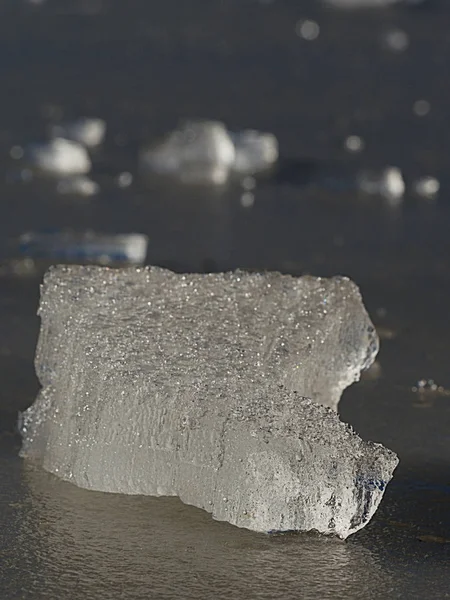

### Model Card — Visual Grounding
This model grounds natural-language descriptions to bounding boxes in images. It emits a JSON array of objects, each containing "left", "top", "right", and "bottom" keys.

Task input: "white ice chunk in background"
[
  {"left": 413, "top": 176, "right": 440, "bottom": 199},
  {"left": 49, "top": 117, "right": 106, "bottom": 148},
  {"left": 344, "top": 135, "right": 365, "bottom": 153},
  {"left": 19, "top": 267, "right": 396, "bottom": 538},
  {"left": 24, "top": 138, "right": 92, "bottom": 175},
  {"left": 140, "top": 120, "right": 279, "bottom": 184},
  {"left": 381, "top": 28, "right": 409, "bottom": 53},
  {"left": 17, "top": 232, "right": 148, "bottom": 265},
  {"left": 357, "top": 167, "right": 405, "bottom": 201},
  {"left": 140, "top": 120, "right": 236, "bottom": 185},
  {"left": 231, "top": 130, "right": 279, "bottom": 174}
]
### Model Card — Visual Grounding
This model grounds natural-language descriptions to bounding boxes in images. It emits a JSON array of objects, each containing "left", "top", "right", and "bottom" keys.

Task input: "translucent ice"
[{"left": 19, "top": 267, "right": 396, "bottom": 538}]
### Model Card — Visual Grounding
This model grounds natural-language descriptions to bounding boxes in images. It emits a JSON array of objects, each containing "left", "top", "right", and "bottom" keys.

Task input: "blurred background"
[{"left": 0, "top": 1, "right": 449, "bottom": 598}]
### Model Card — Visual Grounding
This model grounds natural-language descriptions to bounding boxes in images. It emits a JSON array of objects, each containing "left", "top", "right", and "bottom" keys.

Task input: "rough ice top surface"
[{"left": 20, "top": 266, "right": 396, "bottom": 538}]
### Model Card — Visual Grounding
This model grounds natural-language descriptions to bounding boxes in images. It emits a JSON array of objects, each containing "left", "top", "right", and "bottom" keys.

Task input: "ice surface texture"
[{"left": 20, "top": 266, "right": 396, "bottom": 538}]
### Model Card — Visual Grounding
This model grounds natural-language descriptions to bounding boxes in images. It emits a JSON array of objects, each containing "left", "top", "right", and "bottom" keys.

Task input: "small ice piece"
[
  {"left": 413, "top": 176, "right": 439, "bottom": 199},
  {"left": 231, "top": 130, "right": 279, "bottom": 175},
  {"left": 344, "top": 135, "right": 365, "bottom": 153},
  {"left": 357, "top": 167, "right": 405, "bottom": 201},
  {"left": 25, "top": 138, "right": 91, "bottom": 175},
  {"left": 116, "top": 171, "right": 133, "bottom": 188},
  {"left": 140, "top": 120, "right": 236, "bottom": 185},
  {"left": 295, "top": 20, "right": 320, "bottom": 41},
  {"left": 17, "top": 232, "right": 148, "bottom": 265},
  {"left": 20, "top": 266, "right": 396, "bottom": 539},
  {"left": 56, "top": 175, "right": 99, "bottom": 197},
  {"left": 10, "top": 145, "right": 24, "bottom": 159},
  {"left": 240, "top": 191, "right": 255, "bottom": 208},
  {"left": 49, "top": 117, "right": 106, "bottom": 148},
  {"left": 381, "top": 28, "right": 409, "bottom": 52},
  {"left": 412, "top": 100, "right": 430, "bottom": 117}
]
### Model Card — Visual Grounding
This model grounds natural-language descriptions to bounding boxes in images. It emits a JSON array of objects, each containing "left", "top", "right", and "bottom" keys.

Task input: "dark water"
[{"left": 0, "top": 1, "right": 450, "bottom": 598}]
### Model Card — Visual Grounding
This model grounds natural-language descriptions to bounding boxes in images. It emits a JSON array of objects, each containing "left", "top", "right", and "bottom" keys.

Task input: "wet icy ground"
[{"left": 0, "top": 0, "right": 449, "bottom": 598}]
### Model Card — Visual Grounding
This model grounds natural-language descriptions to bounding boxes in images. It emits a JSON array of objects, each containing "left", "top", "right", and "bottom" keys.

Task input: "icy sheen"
[{"left": 20, "top": 266, "right": 396, "bottom": 538}]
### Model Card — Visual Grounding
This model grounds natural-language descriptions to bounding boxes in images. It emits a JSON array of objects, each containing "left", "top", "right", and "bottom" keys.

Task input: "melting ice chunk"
[
  {"left": 19, "top": 267, "right": 396, "bottom": 538},
  {"left": 24, "top": 138, "right": 91, "bottom": 175},
  {"left": 49, "top": 117, "right": 106, "bottom": 148}
]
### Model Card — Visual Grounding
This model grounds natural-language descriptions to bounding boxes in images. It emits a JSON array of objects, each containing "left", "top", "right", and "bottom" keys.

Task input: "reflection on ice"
[{"left": 13, "top": 463, "right": 394, "bottom": 600}]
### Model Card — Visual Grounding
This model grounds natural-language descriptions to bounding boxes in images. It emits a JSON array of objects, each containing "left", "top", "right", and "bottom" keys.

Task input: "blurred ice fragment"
[
  {"left": 295, "top": 20, "right": 320, "bottom": 41},
  {"left": 0, "top": 258, "right": 37, "bottom": 278},
  {"left": 10, "top": 145, "right": 24, "bottom": 160},
  {"left": 413, "top": 100, "right": 430, "bottom": 117},
  {"left": 49, "top": 117, "right": 106, "bottom": 147},
  {"left": 231, "top": 130, "right": 279, "bottom": 175},
  {"left": 56, "top": 175, "right": 99, "bottom": 197},
  {"left": 323, "top": 0, "right": 423, "bottom": 8},
  {"left": 240, "top": 192, "right": 255, "bottom": 208},
  {"left": 25, "top": 138, "right": 91, "bottom": 175},
  {"left": 116, "top": 171, "right": 133, "bottom": 188},
  {"left": 344, "top": 135, "right": 365, "bottom": 153},
  {"left": 241, "top": 175, "right": 256, "bottom": 190},
  {"left": 381, "top": 28, "right": 409, "bottom": 52},
  {"left": 357, "top": 167, "right": 405, "bottom": 200},
  {"left": 17, "top": 231, "right": 148, "bottom": 266},
  {"left": 413, "top": 176, "right": 439, "bottom": 199},
  {"left": 140, "top": 120, "right": 236, "bottom": 185},
  {"left": 140, "top": 120, "right": 278, "bottom": 184}
]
